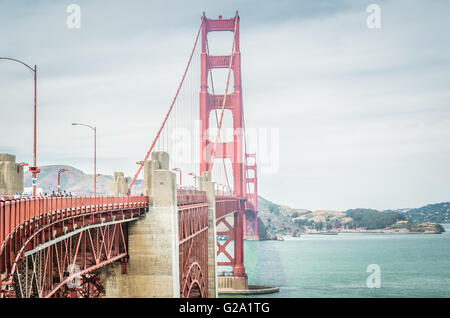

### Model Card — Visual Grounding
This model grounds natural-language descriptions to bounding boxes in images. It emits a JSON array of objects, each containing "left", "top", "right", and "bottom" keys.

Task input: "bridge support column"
[
  {"left": 0, "top": 153, "right": 24, "bottom": 196},
  {"left": 127, "top": 152, "right": 179, "bottom": 297},
  {"left": 143, "top": 151, "right": 169, "bottom": 200},
  {"left": 101, "top": 262, "right": 129, "bottom": 297},
  {"left": 200, "top": 171, "right": 218, "bottom": 298},
  {"left": 233, "top": 201, "right": 246, "bottom": 277},
  {"left": 109, "top": 172, "right": 128, "bottom": 195},
  {"left": 220, "top": 201, "right": 248, "bottom": 291},
  {"left": 102, "top": 152, "right": 179, "bottom": 298}
]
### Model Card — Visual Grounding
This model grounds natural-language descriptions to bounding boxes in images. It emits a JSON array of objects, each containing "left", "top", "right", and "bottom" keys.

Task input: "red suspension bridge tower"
[{"left": 199, "top": 12, "right": 247, "bottom": 278}]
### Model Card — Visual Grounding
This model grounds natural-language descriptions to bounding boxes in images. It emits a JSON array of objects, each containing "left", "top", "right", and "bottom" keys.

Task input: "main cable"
[{"left": 129, "top": 17, "right": 204, "bottom": 190}]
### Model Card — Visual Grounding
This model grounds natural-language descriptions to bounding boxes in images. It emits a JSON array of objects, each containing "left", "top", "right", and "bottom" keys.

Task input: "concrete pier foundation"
[
  {"left": 199, "top": 171, "right": 218, "bottom": 298},
  {"left": 109, "top": 172, "right": 128, "bottom": 195},
  {"left": 218, "top": 275, "right": 248, "bottom": 290},
  {"left": 0, "top": 153, "right": 24, "bottom": 196},
  {"left": 102, "top": 152, "right": 179, "bottom": 297},
  {"left": 101, "top": 262, "right": 129, "bottom": 297}
]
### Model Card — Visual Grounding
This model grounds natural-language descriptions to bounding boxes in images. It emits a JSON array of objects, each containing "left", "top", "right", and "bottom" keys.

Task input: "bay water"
[{"left": 223, "top": 224, "right": 450, "bottom": 297}]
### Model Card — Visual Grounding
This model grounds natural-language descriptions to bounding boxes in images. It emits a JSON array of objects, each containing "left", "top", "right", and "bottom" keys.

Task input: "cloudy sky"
[{"left": 1, "top": 0, "right": 449, "bottom": 211}]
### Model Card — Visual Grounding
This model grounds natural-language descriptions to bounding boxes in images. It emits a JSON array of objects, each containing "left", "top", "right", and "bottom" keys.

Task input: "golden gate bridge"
[{"left": 0, "top": 12, "right": 263, "bottom": 298}]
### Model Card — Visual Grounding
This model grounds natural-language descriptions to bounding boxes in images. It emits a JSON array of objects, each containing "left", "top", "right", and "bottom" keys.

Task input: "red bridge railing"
[
  {"left": 177, "top": 189, "right": 207, "bottom": 206},
  {"left": 215, "top": 195, "right": 240, "bottom": 221},
  {"left": 0, "top": 196, "right": 148, "bottom": 249}
]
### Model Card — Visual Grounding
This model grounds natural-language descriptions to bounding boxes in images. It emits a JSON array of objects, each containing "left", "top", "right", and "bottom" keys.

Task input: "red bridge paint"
[{"left": 200, "top": 12, "right": 247, "bottom": 278}]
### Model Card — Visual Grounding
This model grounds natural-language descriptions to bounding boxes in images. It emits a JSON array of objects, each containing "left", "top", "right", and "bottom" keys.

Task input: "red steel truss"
[
  {"left": 215, "top": 195, "right": 244, "bottom": 275},
  {"left": 177, "top": 189, "right": 209, "bottom": 298},
  {"left": 0, "top": 196, "right": 148, "bottom": 297},
  {"left": 0, "top": 190, "right": 244, "bottom": 298}
]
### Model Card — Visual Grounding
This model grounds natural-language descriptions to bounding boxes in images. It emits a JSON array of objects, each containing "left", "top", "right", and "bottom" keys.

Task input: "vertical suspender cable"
[{"left": 128, "top": 17, "right": 204, "bottom": 190}]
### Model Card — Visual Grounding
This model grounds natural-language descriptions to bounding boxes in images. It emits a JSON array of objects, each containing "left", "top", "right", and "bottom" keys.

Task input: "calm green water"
[{"left": 232, "top": 224, "right": 450, "bottom": 297}]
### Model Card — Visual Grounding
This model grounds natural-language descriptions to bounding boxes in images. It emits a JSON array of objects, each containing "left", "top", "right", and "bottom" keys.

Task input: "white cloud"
[{"left": 1, "top": 0, "right": 449, "bottom": 210}]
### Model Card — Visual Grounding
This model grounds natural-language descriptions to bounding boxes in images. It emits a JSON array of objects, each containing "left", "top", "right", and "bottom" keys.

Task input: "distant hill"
[
  {"left": 257, "top": 197, "right": 449, "bottom": 235},
  {"left": 23, "top": 165, "right": 143, "bottom": 195},
  {"left": 344, "top": 208, "right": 406, "bottom": 230},
  {"left": 257, "top": 196, "right": 352, "bottom": 234},
  {"left": 257, "top": 196, "right": 297, "bottom": 234},
  {"left": 390, "top": 203, "right": 450, "bottom": 223}
]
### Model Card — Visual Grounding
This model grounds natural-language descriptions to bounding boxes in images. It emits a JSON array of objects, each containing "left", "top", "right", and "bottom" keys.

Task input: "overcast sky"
[{"left": 1, "top": 0, "right": 449, "bottom": 211}]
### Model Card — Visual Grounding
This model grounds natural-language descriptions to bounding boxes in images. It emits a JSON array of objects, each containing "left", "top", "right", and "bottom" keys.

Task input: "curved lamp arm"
[
  {"left": 72, "top": 122, "right": 96, "bottom": 131},
  {"left": 0, "top": 57, "right": 35, "bottom": 73}
]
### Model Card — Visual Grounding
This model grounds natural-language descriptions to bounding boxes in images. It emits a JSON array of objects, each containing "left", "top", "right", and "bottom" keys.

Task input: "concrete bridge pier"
[
  {"left": 101, "top": 261, "right": 129, "bottom": 297},
  {"left": 109, "top": 172, "right": 129, "bottom": 195},
  {"left": 101, "top": 172, "right": 130, "bottom": 297},
  {"left": 199, "top": 171, "right": 218, "bottom": 298},
  {"left": 102, "top": 152, "right": 180, "bottom": 297},
  {"left": 0, "top": 153, "right": 24, "bottom": 196}
]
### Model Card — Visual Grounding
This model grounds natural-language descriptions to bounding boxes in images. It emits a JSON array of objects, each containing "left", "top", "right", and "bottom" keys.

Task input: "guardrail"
[
  {"left": 215, "top": 196, "right": 240, "bottom": 221},
  {"left": 177, "top": 189, "right": 207, "bottom": 206}
]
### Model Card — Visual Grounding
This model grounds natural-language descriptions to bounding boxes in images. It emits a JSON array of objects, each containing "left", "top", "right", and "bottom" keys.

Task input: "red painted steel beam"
[{"left": 177, "top": 190, "right": 209, "bottom": 298}]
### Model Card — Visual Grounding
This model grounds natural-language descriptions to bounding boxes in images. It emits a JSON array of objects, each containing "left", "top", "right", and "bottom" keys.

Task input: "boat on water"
[
  {"left": 305, "top": 219, "right": 339, "bottom": 235},
  {"left": 305, "top": 231, "right": 338, "bottom": 235}
]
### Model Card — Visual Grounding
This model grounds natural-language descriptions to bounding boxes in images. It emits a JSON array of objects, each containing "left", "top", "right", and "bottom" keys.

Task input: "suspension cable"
[{"left": 128, "top": 17, "right": 204, "bottom": 190}]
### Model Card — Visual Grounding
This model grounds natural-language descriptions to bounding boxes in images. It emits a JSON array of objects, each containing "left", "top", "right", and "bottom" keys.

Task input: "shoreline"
[
  {"left": 259, "top": 229, "right": 445, "bottom": 240},
  {"left": 299, "top": 231, "right": 443, "bottom": 235}
]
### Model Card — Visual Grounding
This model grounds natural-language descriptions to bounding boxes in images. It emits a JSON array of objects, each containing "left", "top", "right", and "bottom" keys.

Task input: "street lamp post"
[
  {"left": 0, "top": 57, "right": 39, "bottom": 197},
  {"left": 72, "top": 123, "right": 97, "bottom": 197},
  {"left": 57, "top": 168, "right": 68, "bottom": 194},
  {"left": 188, "top": 172, "right": 198, "bottom": 188},
  {"left": 171, "top": 168, "right": 182, "bottom": 187}
]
